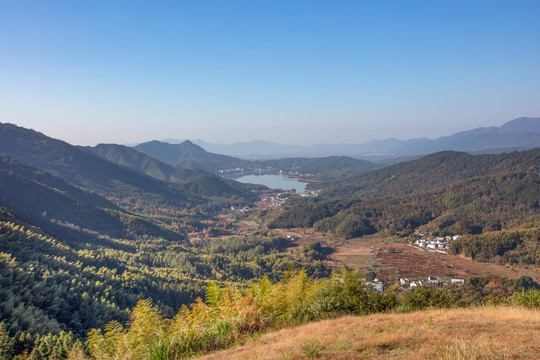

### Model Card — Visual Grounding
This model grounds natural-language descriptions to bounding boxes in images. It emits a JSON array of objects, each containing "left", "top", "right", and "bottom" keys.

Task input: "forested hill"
[
  {"left": 312, "top": 149, "right": 540, "bottom": 200},
  {"left": 0, "top": 154, "right": 184, "bottom": 242},
  {"left": 0, "top": 123, "right": 204, "bottom": 212},
  {"left": 89, "top": 143, "right": 261, "bottom": 198},
  {"left": 91, "top": 143, "right": 210, "bottom": 182},
  {"left": 135, "top": 140, "right": 248, "bottom": 173}
]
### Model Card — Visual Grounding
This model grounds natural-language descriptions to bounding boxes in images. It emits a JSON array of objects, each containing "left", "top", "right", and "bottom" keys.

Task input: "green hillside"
[
  {"left": 91, "top": 143, "right": 209, "bottom": 183},
  {"left": 0, "top": 155, "right": 183, "bottom": 242},
  {"left": 134, "top": 140, "right": 247, "bottom": 173},
  {"left": 90, "top": 143, "right": 261, "bottom": 199},
  {"left": 0, "top": 123, "right": 203, "bottom": 214},
  {"left": 312, "top": 149, "right": 540, "bottom": 199},
  {"left": 0, "top": 209, "right": 203, "bottom": 339}
]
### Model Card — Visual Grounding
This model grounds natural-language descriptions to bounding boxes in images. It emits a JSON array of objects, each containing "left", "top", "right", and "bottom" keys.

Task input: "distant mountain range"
[{"left": 160, "top": 117, "right": 540, "bottom": 159}]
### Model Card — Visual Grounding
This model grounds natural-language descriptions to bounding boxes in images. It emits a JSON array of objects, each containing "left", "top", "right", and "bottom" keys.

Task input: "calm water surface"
[{"left": 236, "top": 174, "right": 308, "bottom": 192}]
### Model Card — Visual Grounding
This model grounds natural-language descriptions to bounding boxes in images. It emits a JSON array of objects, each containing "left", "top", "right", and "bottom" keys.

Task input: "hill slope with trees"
[
  {"left": 266, "top": 149, "right": 540, "bottom": 264},
  {"left": 134, "top": 140, "right": 247, "bottom": 173},
  {"left": 311, "top": 149, "right": 540, "bottom": 199},
  {"left": 90, "top": 143, "right": 261, "bottom": 198}
]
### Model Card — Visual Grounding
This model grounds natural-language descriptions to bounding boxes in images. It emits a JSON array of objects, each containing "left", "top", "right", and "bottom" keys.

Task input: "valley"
[
  {"left": 3, "top": 1, "right": 540, "bottom": 358},
  {"left": 0, "top": 120, "right": 538, "bottom": 359}
]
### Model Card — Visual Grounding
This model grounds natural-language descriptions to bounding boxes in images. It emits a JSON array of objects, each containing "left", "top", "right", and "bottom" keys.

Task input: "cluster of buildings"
[
  {"left": 230, "top": 205, "right": 250, "bottom": 212},
  {"left": 367, "top": 276, "right": 466, "bottom": 293},
  {"left": 218, "top": 167, "right": 246, "bottom": 176},
  {"left": 262, "top": 194, "right": 288, "bottom": 207},
  {"left": 399, "top": 276, "right": 465, "bottom": 288},
  {"left": 219, "top": 167, "right": 276, "bottom": 176},
  {"left": 280, "top": 169, "right": 314, "bottom": 179},
  {"left": 299, "top": 189, "right": 321, "bottom": 198},
  {"left": 413, "top": 235, "right": 461, "bottom": 252}
]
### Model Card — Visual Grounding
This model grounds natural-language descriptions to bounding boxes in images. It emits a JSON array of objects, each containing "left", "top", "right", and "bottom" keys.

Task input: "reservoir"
[{"left": 235, "top": 174, "right": 308, "bottom": 192}]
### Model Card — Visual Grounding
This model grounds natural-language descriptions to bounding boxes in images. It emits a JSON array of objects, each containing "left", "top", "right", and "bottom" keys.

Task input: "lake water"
[{"left": 235, "top": 174, "right": 308, "bottom": 192}]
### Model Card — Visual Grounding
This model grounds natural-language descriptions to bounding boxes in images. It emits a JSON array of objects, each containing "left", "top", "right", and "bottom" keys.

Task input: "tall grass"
[{"left": 83, "top": 270, "right": 540, "bottom": 360}]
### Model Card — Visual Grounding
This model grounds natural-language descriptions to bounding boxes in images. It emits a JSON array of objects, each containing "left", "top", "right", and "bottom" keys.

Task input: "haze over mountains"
[{"left": 160, "top": 117, "right": 540, "bottom": 159}]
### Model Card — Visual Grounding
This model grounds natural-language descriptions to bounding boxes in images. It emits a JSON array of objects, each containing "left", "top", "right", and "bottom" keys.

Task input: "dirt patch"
[
  {"left": 260, "top": 230, "right": 540, "bottom": 282},
  {"left": 375, "top": 245, "right": 456, "bottom": 278},
  {"left": 329, "top": 237, "right": 540, "bottom": 282},
  {"left": 330, "top": 240, "right": 375, "bottom": 270}
]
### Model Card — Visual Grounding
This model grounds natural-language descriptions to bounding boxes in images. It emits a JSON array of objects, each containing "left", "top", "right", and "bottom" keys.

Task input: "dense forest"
[{"left": 0, "top": 209, "right": 327, "bottom": 337}]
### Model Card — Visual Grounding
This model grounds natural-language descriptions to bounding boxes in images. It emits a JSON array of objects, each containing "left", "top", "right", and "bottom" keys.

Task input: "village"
[
  {"left": 262, "top": 194, "right": 288, "bottom": 207},
  {"left": 219, "top": 167, "right": 275, "bottom": 176},
  {"left": 412, "top": 234, "right": 462, "bottom": 252},
  {"left": 367, "top": 276, "right": 466, "bottom": 293},
  {"left": 260, "top": 189, "right": 320, "bottom": 208}
]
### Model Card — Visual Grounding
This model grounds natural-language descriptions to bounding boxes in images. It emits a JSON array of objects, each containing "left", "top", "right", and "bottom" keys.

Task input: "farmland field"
[{"left": 329, "top": 235, "right": 540, "bottom": 282}]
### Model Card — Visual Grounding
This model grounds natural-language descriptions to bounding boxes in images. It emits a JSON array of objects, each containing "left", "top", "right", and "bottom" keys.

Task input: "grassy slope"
[{"left": 200, "top": 306, "right": 540, "bottom": 360}]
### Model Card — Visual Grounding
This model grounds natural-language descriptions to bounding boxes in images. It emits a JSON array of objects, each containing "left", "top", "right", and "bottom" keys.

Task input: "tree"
[{"left": 0, "top": 323, "right": 14, "bottom": 359}]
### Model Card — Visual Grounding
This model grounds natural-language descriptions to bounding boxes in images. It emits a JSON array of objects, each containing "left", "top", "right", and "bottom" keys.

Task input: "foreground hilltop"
[{"left": 201, "top": 306, "right": 540, "bottom": 360}]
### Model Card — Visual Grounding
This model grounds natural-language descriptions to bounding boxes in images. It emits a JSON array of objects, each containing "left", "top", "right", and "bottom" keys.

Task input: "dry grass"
[{"left": 197, "top": 306, "right": 540, "bottom": 360}]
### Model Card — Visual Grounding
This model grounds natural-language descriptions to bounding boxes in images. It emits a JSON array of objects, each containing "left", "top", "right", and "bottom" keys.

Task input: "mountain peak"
[
  {"left": 500, "top": 117, "right": 540, "bottom": 133},
  {"left": 177, "top": 139, "right": 206, "bottom": 153}
]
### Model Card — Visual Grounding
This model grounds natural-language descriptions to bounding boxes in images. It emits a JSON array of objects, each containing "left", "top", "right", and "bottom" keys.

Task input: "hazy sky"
[{"left": 1, "top": 1, "right": 539, "bottom": 146}]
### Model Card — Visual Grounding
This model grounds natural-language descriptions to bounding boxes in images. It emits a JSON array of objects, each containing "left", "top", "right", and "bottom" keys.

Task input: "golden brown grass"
[{"left": 197, "top": 306, "right": 540, "bottom": 360}]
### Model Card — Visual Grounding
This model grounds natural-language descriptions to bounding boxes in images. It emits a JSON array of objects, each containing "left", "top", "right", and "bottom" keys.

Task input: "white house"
[
  {"left": 370, "top": 281, "right": 384, "bottom": 293},
  {"left": 451, "top": 278, "right": 465, "bottom": 286}
]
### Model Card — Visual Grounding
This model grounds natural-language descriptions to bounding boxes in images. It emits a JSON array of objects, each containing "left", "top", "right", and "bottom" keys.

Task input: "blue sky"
[{"left": 1, "top": 1, "right": 539, "bottom": 146}]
